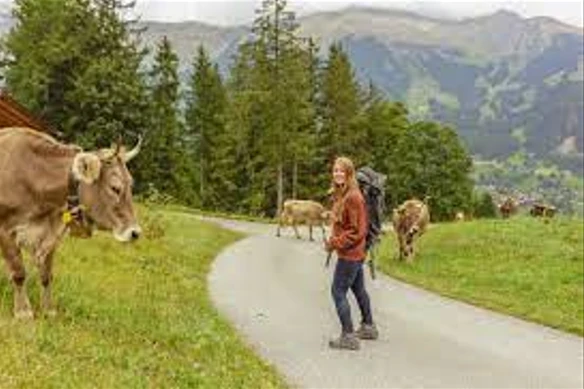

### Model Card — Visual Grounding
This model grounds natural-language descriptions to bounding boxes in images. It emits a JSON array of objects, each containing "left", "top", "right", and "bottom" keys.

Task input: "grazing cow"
[
  {"left": 276, "top": 200, "right": 331, "bottom": 241},
  {"left": 392, "top": 198, "right": 430, "bottom": 263},
  {"left": 530, "top": 203, "right": 557, "bottom": 220},
  {"left": 0, "top": 127, "right": 142, "bottom": 319},
  {"left": 454, "top": 211, "right": 465, "bottom": 222},
  {"left": 498, "top": 197, "right": 518, "bottom": 219}
]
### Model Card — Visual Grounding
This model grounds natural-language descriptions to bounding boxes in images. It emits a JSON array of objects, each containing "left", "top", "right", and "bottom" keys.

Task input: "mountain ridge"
[
  {"left": 1, "top": 6, "right": 580, "bottom": 167},
  {"left": 134, "top": 6, "right": 584, "bottom": 210},
  {"left": 0, "top": 4, "right": 581, "bottom": 210}
]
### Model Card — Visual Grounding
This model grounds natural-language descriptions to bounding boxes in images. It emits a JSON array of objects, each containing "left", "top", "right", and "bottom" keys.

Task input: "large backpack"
[{"left": 356, "top": 166, "right": 387, "bottom": 252}]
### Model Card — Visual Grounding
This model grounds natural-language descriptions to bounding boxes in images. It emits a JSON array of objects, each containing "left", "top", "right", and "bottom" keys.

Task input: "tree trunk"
[
  {"left": 277, "top": 162, "right": 284, "bottom": 218},
  {"left": 199, "top": 156, "right": 204, "bottom": 206},
  {"left": 292, "top": 160, "right": 298, "bottom": 199}
]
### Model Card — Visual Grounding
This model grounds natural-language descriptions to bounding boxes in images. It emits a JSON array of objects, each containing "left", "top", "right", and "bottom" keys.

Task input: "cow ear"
[{"left": 72, "top": 153, "right": 102, "bottom": 184}]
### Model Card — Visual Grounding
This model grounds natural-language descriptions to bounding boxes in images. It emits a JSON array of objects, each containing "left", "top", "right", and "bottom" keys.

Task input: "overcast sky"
[{"left": 132, "top": 1, "right": 584, "bottom": 27}]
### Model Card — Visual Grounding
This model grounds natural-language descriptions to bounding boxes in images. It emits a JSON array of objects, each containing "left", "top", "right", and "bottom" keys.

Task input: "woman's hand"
[{"left": 324, "top": 239, "right": 334, "bottom": 253}]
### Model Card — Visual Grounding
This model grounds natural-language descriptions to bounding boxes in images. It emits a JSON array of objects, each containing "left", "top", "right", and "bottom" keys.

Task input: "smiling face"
[{"left": 333, "top": 161, "right": 347, "bottom": 186}]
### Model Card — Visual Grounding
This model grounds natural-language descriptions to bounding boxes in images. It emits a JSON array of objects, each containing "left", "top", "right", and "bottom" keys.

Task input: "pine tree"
[
  {"left": 2, "top": 0, "right": 149, "bottom": 146},
  {"left": 224, "top": 41, "right": 271, "bottom": 214},
  {"left": 1, "top": 0, "right": 91, "bottom": 131},
  {"left": 252, "top": 0, "right": 301, "bottom": 215},
  {"left": 314, "top": 42, "right": 363, "bottom": 196},
  {"left": 146, "top": 35, "right": 191, "bottom": 201},
  {"left": 224, "top": 0, "right": 316, "bottom": 215},
  {"left": 185, "top": 45, "right": 228, "bottom": 209},
  {"left": 283, "top": 37, "right": 318, "bottom": 201}
]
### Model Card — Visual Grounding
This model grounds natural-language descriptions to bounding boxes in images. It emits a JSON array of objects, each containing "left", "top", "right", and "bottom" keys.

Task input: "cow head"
[
  {"left": 401, "top": 245, "right": 414, "bottom": 260},
  {"left": 403, "top": 225, "right": 420, "bottom": 258},
  {"left": 392, "top": 203, "right": 426, "bottom": 262},
  {"left": 71, "top": 137, "right": 142, "bottom": 242}
]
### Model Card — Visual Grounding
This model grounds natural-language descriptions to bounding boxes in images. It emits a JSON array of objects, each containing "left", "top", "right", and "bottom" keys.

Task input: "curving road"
[{"left": 206, "top": 216, "right": 584, "bottom": 389}]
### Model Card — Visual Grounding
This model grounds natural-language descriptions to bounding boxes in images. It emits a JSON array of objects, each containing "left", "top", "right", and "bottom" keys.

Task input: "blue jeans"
[{"left": 331, "top": 258, "right": 373, "bottom": 334}]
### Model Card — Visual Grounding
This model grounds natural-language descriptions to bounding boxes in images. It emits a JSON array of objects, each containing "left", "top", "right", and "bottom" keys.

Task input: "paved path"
[{"left": 206, "top": 216, "right": 584, "bottom": 389}]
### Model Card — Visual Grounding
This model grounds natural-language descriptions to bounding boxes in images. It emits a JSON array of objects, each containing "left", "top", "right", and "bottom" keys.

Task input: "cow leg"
[
  {"left": 38, "top": 248, "right": 56, "bottom": 316},
  {"left": 309, "top": 225, "right": 314, "bottom": 241},
  {"left": 293, "top": 222, "right": 301, "bottom": 239},
  {"left": 276, "top": 219, "right": 282, "bottom": 237},
  {"left": 405, "top": 247, "right": 415, "bottom": 264},
  {"left": 396, "top": 235, "right": 405, "bottom": 261},
  {"left": 405, "top": 237, "right": 415, "bottom": 264},
  {"left": 321, "top": 224, "right": 327, "bottom": 242},
  {"left": 34, "top": 219, "right": 65, "bottom": 317},
  {"left": 0, "top": 230, "right": 33, "bottom": 319},
  {"left": 400, "top": 246, "right": 407, "bottom": 261}
]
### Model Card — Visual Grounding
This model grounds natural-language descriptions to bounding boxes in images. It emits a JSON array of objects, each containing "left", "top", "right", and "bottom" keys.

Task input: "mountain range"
[
  {"left": 137, "top": 7, "right": 583, "bottom": 176},
  {"left": 0, "top": 4, "right": 582, "bottom": 209}
]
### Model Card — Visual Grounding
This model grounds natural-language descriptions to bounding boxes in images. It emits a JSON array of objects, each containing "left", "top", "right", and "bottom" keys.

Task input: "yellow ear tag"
[{"left": 62, "top": 211, "right": 73, "bottom": 224}]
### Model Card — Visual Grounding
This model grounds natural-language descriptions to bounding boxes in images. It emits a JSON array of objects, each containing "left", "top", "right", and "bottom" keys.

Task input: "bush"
[
  {"left": 138, "top": 183, "right": 176, "bottom": 206},
  {"left": 472, "top": 191, "right": 498, "bottom": 218},
  {"left": 136, "top": 184, "right": 174, "bottom": 240},
  {"left": 139, "top": 207, "right": 166, "bottom": 240}
]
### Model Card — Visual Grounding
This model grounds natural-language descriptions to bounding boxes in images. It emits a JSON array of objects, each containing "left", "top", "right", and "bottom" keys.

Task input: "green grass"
[
  {"left": 378, "top": 216, "right": 584, "bottom": 336},
  {"left": 0, "top": 209, "right": 287, "bottom": 389}
]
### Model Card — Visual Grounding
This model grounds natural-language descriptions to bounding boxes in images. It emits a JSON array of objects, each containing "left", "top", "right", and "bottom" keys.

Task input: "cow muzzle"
[{"left": 114, "top": 225, "right": 142, "bottom": 242}]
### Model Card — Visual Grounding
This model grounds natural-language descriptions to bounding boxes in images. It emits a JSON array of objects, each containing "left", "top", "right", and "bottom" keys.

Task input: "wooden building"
[{"left": 0, "top": 91, "right": 52, "bottom": 133}]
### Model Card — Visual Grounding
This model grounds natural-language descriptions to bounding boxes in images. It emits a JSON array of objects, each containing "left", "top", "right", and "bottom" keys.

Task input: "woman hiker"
[{"left": 325, "top": 156, "right": 379, "bottom": 350}]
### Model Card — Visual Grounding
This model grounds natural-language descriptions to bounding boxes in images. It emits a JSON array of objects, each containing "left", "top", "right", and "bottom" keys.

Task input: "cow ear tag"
[{"left": 62, "top": 211, "right": 73, "bottom": 224}]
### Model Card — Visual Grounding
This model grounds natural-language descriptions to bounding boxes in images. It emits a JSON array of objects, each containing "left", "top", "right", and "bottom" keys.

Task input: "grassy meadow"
[
  {"left": 1, "top": 205, "right": 581, "bottom": 389},
  {"left": 0, "top": 208, "right": 287, "bottom": 389},
  {"left": 377, "top": 216, "right": 584, "bottom": 335}
]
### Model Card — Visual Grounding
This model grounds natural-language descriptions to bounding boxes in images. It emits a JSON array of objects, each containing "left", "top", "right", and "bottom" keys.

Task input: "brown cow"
[
  {"left": 276, "top": 199, "right": 331, "bottom": 241},
  {"left": 530, "top": 203, "right": 557, "bottom": 220},
  {"left": 0, "top": 127, "right": 141, "bottom": 319},
  {"left": 454, "top": 211, "right": 465, "bottom": 222},
  {"left": 392, "top": 198, "right": 430, "bottom": 263},
  {"left": 498, "top": 197, "right": 518, "bottom": 219}
]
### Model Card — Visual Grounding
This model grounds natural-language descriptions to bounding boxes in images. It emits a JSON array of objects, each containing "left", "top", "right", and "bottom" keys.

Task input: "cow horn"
[
  {"left": 101, "top": 135, "right": 123, "bottom": 161},
  {"left": 124, "top": 135, "right": 142, "bottom": 162}
]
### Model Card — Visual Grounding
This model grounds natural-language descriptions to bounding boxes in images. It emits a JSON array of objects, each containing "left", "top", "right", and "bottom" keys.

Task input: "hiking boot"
[
  {"left": 329, "top": 332, "right": 360, "bottom": 351},
  {"left": 356, "top": 323, "right": 379, "bottom": 340}
]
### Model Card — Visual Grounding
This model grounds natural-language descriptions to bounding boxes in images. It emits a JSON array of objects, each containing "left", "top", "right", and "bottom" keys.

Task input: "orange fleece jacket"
[{"left": 329, "top": 188, "right": 367, "bottom": 261}]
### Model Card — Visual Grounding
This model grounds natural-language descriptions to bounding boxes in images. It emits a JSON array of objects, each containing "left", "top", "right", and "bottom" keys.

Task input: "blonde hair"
[{"left": 329, "top": 156, "right": 359, "bottom": 220}]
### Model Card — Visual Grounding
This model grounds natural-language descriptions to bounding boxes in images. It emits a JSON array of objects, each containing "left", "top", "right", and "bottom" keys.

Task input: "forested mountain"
[
  {"left": 134, "top": 7, "right": 583, "bottom": 212},
  {"left": 1, "top": 2, "right": 582, "bottom": 214},
  {"left": 137, "top": 8, "right": 583, "bottom": 173}
]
